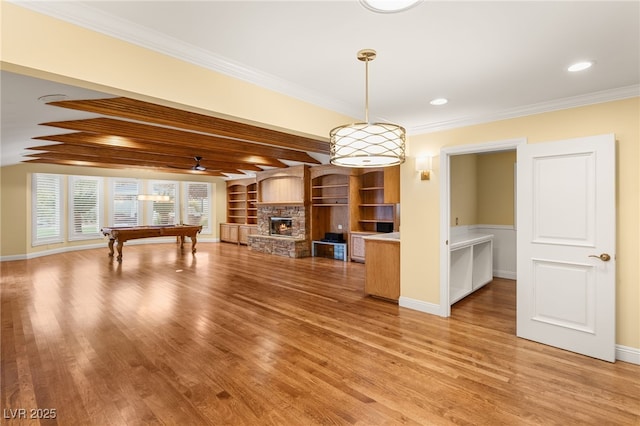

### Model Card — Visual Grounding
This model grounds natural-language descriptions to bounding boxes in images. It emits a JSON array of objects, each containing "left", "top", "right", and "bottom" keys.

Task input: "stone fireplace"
[{"left": 247, "top": 204, "right": 310, "bottom": 258}]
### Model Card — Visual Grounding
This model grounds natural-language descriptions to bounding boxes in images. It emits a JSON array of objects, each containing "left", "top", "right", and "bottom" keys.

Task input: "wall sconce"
[{"left": 415, "top": 156, "right": 432, "bottom": 180}]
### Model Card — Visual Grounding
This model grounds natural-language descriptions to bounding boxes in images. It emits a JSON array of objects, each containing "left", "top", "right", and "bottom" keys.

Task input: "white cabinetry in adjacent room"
[{"left": 450, "top": 232, "right": 494, "bottom": 304}]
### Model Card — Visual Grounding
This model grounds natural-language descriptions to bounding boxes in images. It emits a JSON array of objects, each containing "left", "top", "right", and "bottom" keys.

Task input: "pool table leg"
[
  {"left": 108, "top": 238, "right": 115, "bottom": 257},
  {"left": 191, "top": 234, "right": 198, "bottom": 254},
  {"left": 116, "top": 241, "right": 124, "bottom": 262},
  {"left": 179, "top": 235, "right": 186, "bottom": 250}
]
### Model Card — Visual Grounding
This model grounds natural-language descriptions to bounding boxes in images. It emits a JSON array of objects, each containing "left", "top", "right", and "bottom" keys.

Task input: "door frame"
[{"left": 439, "top": 137, "right": 526, "bottom": 317}]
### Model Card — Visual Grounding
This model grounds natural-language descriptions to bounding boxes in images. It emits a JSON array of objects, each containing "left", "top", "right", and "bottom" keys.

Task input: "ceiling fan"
[
  {"left": 168, "top": 156, "right": 207, "bottom": 171},
  {"left": 191, "top": 156, "right": 206, "bottom": 171}
]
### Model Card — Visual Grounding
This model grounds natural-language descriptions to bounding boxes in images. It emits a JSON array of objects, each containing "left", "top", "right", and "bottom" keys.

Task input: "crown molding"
[{"left": 408, "top": 84, "right": 639, "bottom": 135}]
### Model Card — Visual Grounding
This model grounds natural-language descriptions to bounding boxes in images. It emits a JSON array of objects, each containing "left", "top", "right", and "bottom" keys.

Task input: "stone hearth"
[{"left": 247, "top": 235, "right": 310, "bottom": 258}]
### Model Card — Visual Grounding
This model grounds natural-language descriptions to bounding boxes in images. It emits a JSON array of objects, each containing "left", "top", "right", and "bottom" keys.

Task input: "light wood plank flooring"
[{"left": 2, "top": 243, "right": 639, "bottom": 425}]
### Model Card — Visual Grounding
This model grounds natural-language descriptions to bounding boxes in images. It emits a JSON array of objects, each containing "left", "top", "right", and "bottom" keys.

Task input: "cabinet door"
[
  {"left": 350, "top": 234, "right": 367, "bottom": 262},
  {"left": 239, "top": 225, "right": 256, "bottom": 245},
  {"left": 220, "top": 224, "right": 230, "bottom": 242},
  {"left": 229, "top": 225, "right": 239, "bottom": 243}
]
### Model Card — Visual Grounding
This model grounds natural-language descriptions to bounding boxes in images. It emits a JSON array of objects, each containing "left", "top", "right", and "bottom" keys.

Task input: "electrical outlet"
[
  {"left": 337, "top": 224, "right": 343, "bottom": 230},
  {"left": 455, "top": 217, "right": 459, "bottom": 226}
]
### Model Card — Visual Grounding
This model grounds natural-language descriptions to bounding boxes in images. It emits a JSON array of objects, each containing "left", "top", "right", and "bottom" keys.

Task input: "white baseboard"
[
  {"left": 0, "top": 238, "right": 220, "bottom": 262},
  {"left": 399, "top": 296, "right": 446, "bottom": 317},
  {"left": 616, "top": 344, "right": 640, "bottom": 365},
  {"left": 494, "top": 270, "right": 517, "bottom": 280}
]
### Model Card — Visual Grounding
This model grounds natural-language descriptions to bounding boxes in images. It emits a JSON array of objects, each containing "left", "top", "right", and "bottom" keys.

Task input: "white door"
[{"left": 517, "top": 134, "right": 616, "bottom": 362}]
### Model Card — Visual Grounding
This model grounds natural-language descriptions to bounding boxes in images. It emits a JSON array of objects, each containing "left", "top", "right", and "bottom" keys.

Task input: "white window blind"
[
  {"left": 112, "top": 179, "right": 140, "bottom": 227},
  {"left": 183, "top": 182, "right": 211, "bottom": 233},
  {"left": 69, "top": 176, "right": 102, "bottom": 240},
  {"left": 32, "top": 173, "right": 64, "bottom": 245},
  {"left": 150, "top": 181, "right": 177, "bottom": 225}
]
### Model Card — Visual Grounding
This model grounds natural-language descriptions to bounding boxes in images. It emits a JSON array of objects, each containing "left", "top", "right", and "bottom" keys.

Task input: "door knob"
[{"left": 588, "top": 253, "right": 611, "bottom": 262}]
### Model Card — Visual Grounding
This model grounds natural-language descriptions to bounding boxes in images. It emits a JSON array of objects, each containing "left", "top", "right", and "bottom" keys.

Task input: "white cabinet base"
[{"left": 450, "top": 233, "right": 493, "bottom": 304}]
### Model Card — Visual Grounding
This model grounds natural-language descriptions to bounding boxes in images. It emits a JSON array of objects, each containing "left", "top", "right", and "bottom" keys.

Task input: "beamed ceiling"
[{"left": 26, "top": 97, "right": 327, "bottom": 177}]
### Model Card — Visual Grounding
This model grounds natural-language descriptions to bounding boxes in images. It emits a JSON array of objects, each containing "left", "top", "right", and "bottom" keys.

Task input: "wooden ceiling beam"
[
  {"left": 23, "top": 158, "right": 228, "bottom": 177},
  {"left": 40, "top": 118, "right": 321, "bottom": 164},
  {"left": 32, "top": 133, "right": 288, "bottom": 168},
  {"left": 47, "top": 97, "right": 330, "bottom": 154},
  {"left": 24, "top": 152, "right": 247, "bottom": 175},
  {"left": 26, "top": 143, "right": 264, "bottom": 172}
]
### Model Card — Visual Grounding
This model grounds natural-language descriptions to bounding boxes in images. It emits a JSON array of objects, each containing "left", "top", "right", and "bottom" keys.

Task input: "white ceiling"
[{"left": 2, "top": 0, "right": 639, "bottom": 168}]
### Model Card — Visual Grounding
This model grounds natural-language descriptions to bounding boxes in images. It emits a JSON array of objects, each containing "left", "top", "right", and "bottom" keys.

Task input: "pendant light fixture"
[{"left": 330, "top": 49, "right": 406, "bottom": 168}]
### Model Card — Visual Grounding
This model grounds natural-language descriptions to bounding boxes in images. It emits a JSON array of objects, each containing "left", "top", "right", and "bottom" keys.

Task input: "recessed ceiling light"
[
  {"left": 360, "top": 0, "right": 422, "bottom": 13},
  {"left": 430, "top": 98, "right": 448, "bottom": 106},
  {"left": 568, "top": 61, "right": 594, "bottom": 72}
]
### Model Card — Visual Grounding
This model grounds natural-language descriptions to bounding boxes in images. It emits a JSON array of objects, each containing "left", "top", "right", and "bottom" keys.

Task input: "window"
[
  {"left": 69, "top": 176, "right": 103, "bottom": 240},
  {"left": 149, "top": 181, "right": 177, "bottom": 225},
  {"left": 183, "top": 182, "right": 212, "bottom": 233},
  {"left": 32, "top": 173, "right": 64, "bottom": 246},
  {"left": 111, "top": 179, "right": 140, "bottom": 227}
]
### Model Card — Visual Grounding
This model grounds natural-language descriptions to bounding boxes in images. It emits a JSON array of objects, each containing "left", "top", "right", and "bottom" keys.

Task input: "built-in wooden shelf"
[
  {"left": 313, "top": 184, "right": 349, "bottom": 189},
  {"left": 224, "top": 178, "right": 258, "bottom": 229},
  {"left": 354, "top": 168, "right": 399, "bottom": 235}
]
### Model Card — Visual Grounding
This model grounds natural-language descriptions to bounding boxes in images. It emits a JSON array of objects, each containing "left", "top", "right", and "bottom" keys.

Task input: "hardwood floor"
[
  {"left": 2, "top": 243, "right": 639, "bottom": 425},
  {"left": 451, "top": 278, "right": 517, "bottom": 335}
]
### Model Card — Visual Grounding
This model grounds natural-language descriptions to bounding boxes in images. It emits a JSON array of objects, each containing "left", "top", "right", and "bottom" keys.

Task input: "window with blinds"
[
  {"left": 112, "top": 179, "right": 140, "bottom": 227},
  {"left": 69, "top": 176, "right": 102, "bottom": 240},
  {"left": 149, "top": 181, "right": 177, "bottom": 225},
  {"left": 32, "top": 173, "right": 64, "bottom": 246},
  {"left": 183, "top": 182, "right": 212, "bottom": 233}
]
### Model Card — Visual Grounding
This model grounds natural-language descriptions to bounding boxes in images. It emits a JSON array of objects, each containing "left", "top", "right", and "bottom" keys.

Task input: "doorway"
[{"left": 439, "top": 138, "right": 525, "bottom": 318}]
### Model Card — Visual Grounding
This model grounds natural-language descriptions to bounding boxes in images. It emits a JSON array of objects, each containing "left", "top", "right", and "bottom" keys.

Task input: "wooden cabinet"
[
  {"left": 364, "top": 235, "right": 400, "bottom": 301},
  {"left": 239, "top": 224, "right": 257, "bottom": 245},
  {"left": 450, "top": 233, "right": 494, "bottom": 304},
  {"left": 220, "top": 223, "right": 257, "bottom": 245},
  {"left": 220, "top": 223, "right": 239, "bottom": 244}
]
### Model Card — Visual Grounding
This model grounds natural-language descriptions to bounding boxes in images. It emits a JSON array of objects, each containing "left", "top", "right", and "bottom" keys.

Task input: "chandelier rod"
[
  {"left": 358, "top": 49, "right": 376, "bottom": 123},
  {"left": 364, "top": 53, "right": 370, "bottom": 123}
]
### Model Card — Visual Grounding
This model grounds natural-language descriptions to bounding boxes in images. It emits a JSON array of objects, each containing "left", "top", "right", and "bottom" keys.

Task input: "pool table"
[{"left": 101, "top": 225, "right": 202, "bottom": 261}]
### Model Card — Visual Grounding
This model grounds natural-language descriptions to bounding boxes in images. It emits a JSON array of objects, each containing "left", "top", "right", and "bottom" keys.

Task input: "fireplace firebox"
[{"left": 270, "top": 217, "right": 293, "bottom": 237}]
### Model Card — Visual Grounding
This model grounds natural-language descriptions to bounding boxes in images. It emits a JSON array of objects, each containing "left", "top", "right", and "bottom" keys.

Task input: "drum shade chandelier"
[{"left": 330, "top": 49, "right": 406, "bottom": 168}]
